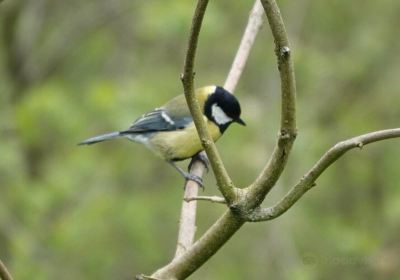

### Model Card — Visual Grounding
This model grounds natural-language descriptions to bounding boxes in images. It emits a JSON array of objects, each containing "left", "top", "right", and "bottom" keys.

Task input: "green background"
[{"left": 1, "top": 0, "right": 400, "bottom": 279}]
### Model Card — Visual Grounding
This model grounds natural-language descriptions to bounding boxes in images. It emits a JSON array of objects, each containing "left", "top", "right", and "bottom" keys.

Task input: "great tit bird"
[{"left": 79, "top": 85, "right": 245, "bottom": 186}]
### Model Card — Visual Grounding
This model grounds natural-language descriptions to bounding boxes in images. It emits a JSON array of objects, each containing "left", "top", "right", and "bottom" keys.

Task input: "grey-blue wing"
[{"left": 121, "top": 109, "right": 192, "bottom": 133}]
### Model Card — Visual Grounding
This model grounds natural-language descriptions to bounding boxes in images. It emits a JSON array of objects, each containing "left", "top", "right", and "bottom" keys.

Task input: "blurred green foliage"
[{"left": 1, "top": 0, "right": 400, "bottom": 279}]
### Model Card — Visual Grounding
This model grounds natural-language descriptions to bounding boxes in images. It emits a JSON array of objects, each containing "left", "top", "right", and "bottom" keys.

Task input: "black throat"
[{"left": 217, "top": 123, "right": 231, "bottom": 133}]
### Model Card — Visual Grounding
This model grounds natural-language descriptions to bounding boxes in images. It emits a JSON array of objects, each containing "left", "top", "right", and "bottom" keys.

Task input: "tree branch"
[
  {"left": 142, "top": 1, "right": 399, "bottom": 279},
  {"left": 0, "top": 260, "right": 13, "bottom": 280},
  {"left": 174, "top": 0, "right": 265, "bottom": 258},
  {"left": 180, "top": 0, "right": 237, "bottom": 205},
  {"left": 243, "top": 128, "right": 400, "bottom": 222},
  {"left": 244, "top": 0, "right": 297, "bottom": 210},
  {"left": 149, "top": 1, "right": 265, "bottom": 279},
  {"left": 172, "top": 0, "right": 211, "bottom": 263},
  {"left": 224, "top": 1, "right": 265, "bottom": 93},
  {"left": 152, "top": 211, "right": 245, "bottom": 280},
  {"left": 174, "top": 160, "right": 206, "bottom": 258}
]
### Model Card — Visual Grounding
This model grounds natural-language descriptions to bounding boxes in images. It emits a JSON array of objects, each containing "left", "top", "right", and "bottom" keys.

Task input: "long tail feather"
[{"left": 78, "top": 131, "right": 121, "bottom": 145}]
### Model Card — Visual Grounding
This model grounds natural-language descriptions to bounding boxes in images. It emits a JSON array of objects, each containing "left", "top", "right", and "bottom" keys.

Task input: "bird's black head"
[{"left": 204, "top": 86, "right": 245, "bottom": 133}]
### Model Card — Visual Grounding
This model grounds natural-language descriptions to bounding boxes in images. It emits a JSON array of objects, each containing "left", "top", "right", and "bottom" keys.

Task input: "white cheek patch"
[
  {"left": 211, "top": 103, "right": 232, "bottom": 125},
  {"left": 161, "top": 111, "right": 175, "bottom": 125}
]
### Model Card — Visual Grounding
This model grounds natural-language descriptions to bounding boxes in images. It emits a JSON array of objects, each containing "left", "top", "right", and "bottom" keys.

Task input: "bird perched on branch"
[{"left": 79, "top": 85, "right": 245, "bottom": 186}]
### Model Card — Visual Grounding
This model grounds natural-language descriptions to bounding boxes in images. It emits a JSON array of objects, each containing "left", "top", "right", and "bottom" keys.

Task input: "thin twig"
[
  {"left": 0, "top": 260, "right": 13, "bottom": 280},
  {"left": 184, "top": 196, "right": 226, "bottom": 204},
  {"left": 174, "top": 160, "right": 206, "bottom": 258},
  {"left": 224, "top": 1, "right": 265, "bottom": 93},
  {"left": 243, "top": 128, "right": 400, "bottom": 222}
]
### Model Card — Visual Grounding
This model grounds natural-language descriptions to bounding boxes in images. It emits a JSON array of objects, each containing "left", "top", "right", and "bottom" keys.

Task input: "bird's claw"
[
  {"left": 188, "top": 153, "right": 210, "bottom": 172},
  {"left": 183, "top": 172, "right": 205, "bottom": 190}
]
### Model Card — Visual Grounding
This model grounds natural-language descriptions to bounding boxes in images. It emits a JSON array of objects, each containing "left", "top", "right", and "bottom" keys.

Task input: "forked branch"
[
  {"left": 169, "top": 0, "right": 265, "bottom": 269},
  {"left": 142, "top": 0, "right": 400, "bottom": 279},
  {"left": 149, "top": 0, "right": 295, "bottom": 279},
  {"left": 149, "top": 1, "right": 266, "bottom": 279}
]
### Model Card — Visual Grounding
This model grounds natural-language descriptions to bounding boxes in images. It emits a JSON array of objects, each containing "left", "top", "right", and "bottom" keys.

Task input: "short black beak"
[{"left": 235, "top": 118, "right": 246, "bottom": 126}]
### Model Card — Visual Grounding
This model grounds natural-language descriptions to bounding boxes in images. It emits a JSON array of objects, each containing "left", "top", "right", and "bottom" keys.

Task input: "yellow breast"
[{"left": 149, "top": 117, "right": 221, "bottom": 161}]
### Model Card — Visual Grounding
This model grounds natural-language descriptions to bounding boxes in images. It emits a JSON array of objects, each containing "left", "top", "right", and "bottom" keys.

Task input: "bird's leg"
[
  {"left": 167, "top": 160, "right": 204, "bottom": 189},
  {"left": 188, "top": 152, "right": 209, "bottom": 172}
]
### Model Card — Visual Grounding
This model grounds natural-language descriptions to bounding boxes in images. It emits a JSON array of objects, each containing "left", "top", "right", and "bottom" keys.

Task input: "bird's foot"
[
  {"left": 167, "top": 160, "right": 205, "bottom": 190},
  {"left": 188, "top": 153, "right": 209, "bottom": 172},
  {"left": 183, "top": 172, "right": 204, "bottom": 190}
]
